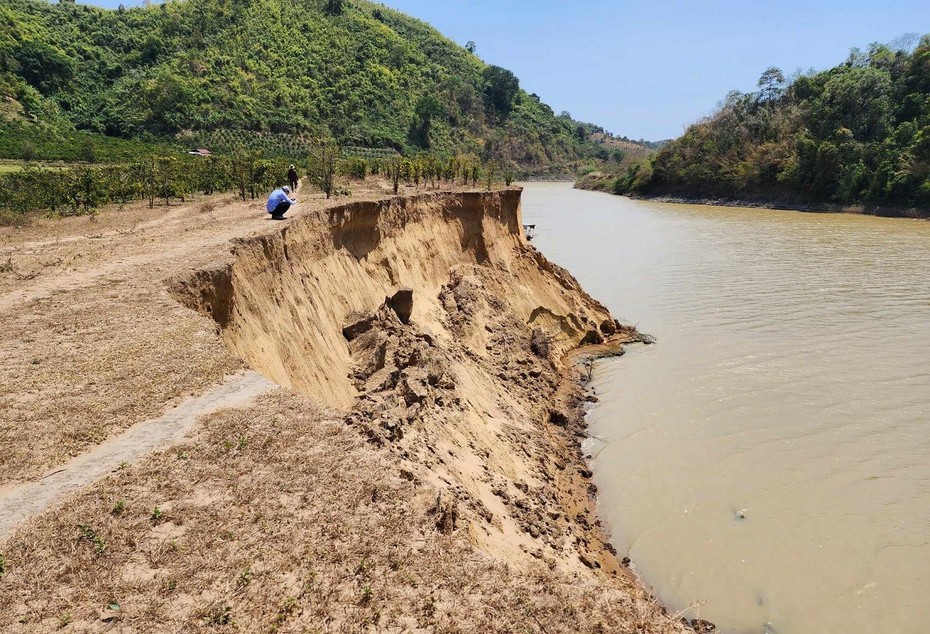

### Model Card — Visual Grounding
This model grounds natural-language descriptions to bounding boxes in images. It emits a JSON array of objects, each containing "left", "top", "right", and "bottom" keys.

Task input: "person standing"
[
  {"left": 287, "top": 165, "right": 299, "bottom": 191},
  {"left": 266, "top": 186, "right": 297, "bottom": 220}
]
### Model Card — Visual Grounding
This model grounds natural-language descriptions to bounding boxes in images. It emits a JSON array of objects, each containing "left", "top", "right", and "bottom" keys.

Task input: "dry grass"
[
  {"left": 0, "top": 283, "right": 239, "bottom": 485},
  {"left": 0, "top": 392, "right": 681, "bottom": 632},
  {"left": 0, "top": 194, "right": 279, "bottom": 484}
]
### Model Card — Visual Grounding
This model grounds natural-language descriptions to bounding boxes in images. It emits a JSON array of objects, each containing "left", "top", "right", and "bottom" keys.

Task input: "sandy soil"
[
  {"left": 0, "top": 182, "right": 690, "bottom": 632},
  {"left": 0, "top": 371, "right": 273, "bottom": 541}
]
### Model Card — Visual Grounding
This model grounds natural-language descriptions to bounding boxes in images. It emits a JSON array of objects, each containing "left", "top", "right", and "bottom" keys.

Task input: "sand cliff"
[{"left": 173, "top": 189, "right": 637, "bottom": 571}]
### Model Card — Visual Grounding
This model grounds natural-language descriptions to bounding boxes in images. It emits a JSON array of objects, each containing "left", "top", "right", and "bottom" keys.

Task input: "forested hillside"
[
  {"left": 0, "top": 0, "right": 602, "bottom": 172},
  {"left": 595, "top": 35, "right": 930, "bottom": 210}
]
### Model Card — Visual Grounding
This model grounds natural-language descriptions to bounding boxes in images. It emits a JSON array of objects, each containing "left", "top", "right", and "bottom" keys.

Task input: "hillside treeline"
[
  {"left": 603, "top": 35, "right": 930, "bottom": 209},
  {"left": 0, "top": 0, "right": 603, "bottom": 172}
]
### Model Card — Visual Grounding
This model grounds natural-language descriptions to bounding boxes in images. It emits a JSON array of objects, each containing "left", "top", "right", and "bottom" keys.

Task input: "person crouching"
[{"left": 267, "top": 186, "right": 297, "bottom": 220}]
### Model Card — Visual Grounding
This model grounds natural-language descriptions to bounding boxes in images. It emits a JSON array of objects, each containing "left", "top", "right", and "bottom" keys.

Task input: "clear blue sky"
[{"left": 81, "top": 0, "right": 928, "bottom": 141}]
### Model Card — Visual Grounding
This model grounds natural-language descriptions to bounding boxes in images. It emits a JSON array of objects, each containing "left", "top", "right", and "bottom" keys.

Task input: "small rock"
[
  {"left": 386, "top": 287, "right": 414, "bottom": 324},
  {"left": 399, "top": 368, "right": 429, "bottom": 405},
  {"left": 530, "top": 328, "right": 550, "bottom": 358},
  {"left": 342, "top": 312, "right": 377, "bottom": 341},
  {"left": 599, "top": 319, "right": 617, "bottom": 336},
  {"left": 418, "top": 328, "right": 436, "bottom": 345},
  {"left": 690, "top": 619, "right": 716, "bottom": 633}
]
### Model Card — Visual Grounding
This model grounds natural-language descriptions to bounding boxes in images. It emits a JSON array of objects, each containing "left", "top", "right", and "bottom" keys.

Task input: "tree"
[
  {"left": 482, "top": 66, "right": 520, "bottom": 120},
  {"left": 13, "top": 41, "right": 74, "bottom": 95},
  {"left": 325, "top": 0, "right": 346, "bottom": 15},
  {"left": 70, "top": 167, "right": 106, "bottom": 213},
  {"left": 757, "top": 67, "right": 786, "bottom": 103},
  {"left": 307, "top": 142, "right": 339, "bottom": 198},
  {"left": 80, "top": 138, "right": 96, "bottom": 162},
  {"left": 889, "top": 32, "right": 920, "bottom": 53},
  {"left": 485, "top": 161, "right": 497, "bottom": 191},
  {"left": 410, "top": 94, "right": 443, "bottom": 148},
  {"left": 230, "top": 152, "right": 252, "bottom": 201},
  {"left": 385, "top": 157, "right": 403, "bottom": 195},
  {"left": 465, "top": 41, "right": 476, "bottom": 54}
]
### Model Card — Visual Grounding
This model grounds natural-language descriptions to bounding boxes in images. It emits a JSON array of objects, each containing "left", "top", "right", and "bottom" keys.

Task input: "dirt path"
[{"left": 0, "top": 370, "right": 274, "bottom": 541}]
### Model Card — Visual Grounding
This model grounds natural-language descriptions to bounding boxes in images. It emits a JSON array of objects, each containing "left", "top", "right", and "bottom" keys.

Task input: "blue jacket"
[{"left": 267, "top": 189, "right": 297, "bottom": 212}]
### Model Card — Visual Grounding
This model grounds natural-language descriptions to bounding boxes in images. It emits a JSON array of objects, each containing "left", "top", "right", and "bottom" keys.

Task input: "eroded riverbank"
[{"left": 0, "top": 185, "right": 685, "bottom": 632}]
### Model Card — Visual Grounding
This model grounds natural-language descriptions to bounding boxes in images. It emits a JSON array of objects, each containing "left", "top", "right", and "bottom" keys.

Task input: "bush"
[{"left": 341, "top": 157, "right": 369, "bottom": 180}]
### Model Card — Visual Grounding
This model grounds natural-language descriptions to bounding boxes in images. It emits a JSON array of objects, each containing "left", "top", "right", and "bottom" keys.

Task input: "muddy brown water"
[{"left": 521, "top": 182, "right": 930, "bottom": 634}]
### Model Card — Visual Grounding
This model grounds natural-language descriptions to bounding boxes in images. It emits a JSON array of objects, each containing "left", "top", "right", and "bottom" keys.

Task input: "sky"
[{"left": 82, "top": 0, "right": 929, "bottom": 141}]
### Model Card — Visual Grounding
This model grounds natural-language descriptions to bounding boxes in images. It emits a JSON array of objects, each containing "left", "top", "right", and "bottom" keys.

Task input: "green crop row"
[
  {"left": 0, "top": 147, "right": 515, "bottom": 225},
  {"left": 0, "top": 153, "right": 292, "bottom": 224}
]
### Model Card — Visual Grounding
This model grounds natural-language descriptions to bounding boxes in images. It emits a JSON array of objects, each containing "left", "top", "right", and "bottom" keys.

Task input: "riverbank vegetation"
[
  {"left": 581, "top": 35, "right": 930, "bottom": 212},
  {"left": 0, "top": 0, "right": 610, "bottom": 176}
]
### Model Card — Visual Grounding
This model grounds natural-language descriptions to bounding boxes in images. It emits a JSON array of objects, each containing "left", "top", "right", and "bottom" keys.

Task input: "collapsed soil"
[{"left": 0, "top": 182, "right": 688, "bottom": 632}]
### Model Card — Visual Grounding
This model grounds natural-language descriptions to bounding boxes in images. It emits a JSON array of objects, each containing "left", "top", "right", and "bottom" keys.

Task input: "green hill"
[
  {"left": 0, "top": 0, "right": 601, "bottom": 173},
  {"left": 598, "top": 36, "right": 930, "bottom": 211}
]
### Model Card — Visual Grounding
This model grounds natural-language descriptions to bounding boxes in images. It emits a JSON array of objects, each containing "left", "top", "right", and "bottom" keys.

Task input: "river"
[{"left": 521, "top": 182, "right": 930, "bottom": 634}]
